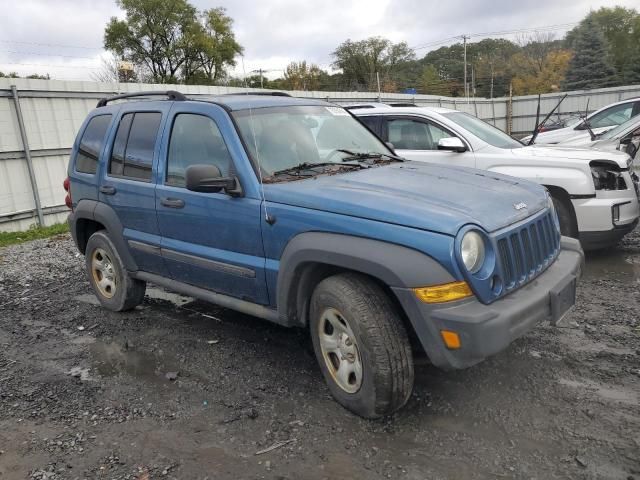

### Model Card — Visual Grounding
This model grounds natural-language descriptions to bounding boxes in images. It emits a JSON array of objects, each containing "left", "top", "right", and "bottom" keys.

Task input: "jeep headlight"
[{"left": 460, "top": 231, "right": 485, "bottom": 274}]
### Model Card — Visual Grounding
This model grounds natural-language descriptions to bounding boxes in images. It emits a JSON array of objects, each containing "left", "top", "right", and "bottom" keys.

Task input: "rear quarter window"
[
  {"left": 75, "top": 115, "right": 112, "bottom": 174},
  {"left": 108, "top": 112, "right": 162, "bottom": 181}
]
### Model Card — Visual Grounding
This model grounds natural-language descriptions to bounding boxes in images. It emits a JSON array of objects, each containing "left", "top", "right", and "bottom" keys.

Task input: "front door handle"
[
  {"left": 161, "top": 197, "right": 185, "bottom": 209},
  {"left": 100, "top": 185, "right": 116, "bottom": 195}
]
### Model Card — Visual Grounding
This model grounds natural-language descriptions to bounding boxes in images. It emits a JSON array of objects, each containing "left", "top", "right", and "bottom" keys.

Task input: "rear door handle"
[
  {"left": 161, "top": 197, "right": 185, "bottom": 209},
  {"left": 100, "top": 185, "right": 116, "bottom": 195}
]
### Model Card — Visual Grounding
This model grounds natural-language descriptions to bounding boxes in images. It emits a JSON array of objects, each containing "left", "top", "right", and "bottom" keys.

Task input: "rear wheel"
[
  {"left": 309, "top": 273, "right": 414, "bottom": 418},
  {"left": 85, "top": 231, "right": 146, "bottom": 311},
  {"left": 551, "top": 195, "right": 578, "bottom": 238}
]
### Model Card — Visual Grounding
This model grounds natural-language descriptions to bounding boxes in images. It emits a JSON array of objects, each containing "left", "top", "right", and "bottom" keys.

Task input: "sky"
[{"left": 0, "top": 0, "right": 637, "bottom": 82}]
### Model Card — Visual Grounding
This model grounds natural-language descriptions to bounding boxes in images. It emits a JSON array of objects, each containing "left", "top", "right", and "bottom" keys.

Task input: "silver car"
[
  {"left": 522, "top": 97, "right": 640, "bottom": 145},
  {"left": 559, "top": 114, "right": 640, "bottom": 161}
]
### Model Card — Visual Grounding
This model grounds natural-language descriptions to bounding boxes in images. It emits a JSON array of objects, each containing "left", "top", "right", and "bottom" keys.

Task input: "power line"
[
  {"left": 0, "top": 39, "right": 103, "bottom": 50},
  {"left": 0, "top": 50, "right": 101, "bottom": 60},
  {"left": 411, "top": 22, "right": 580, "bottom": 51}
]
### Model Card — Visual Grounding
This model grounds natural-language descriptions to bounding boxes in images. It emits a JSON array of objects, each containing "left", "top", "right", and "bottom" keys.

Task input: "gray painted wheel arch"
[
  {"left": 71, "top": 199, "right": 138, "bottom": 272},
  {"left": 276, "top": 232, "right": 455, "bottom": 327}
]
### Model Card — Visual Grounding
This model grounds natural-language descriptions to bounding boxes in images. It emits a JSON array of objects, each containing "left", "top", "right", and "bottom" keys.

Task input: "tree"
[
  {"left": 567, "top": 7, "right": 640, "bottom": 84},
  {"left": 512, "top": 49, "right": 572, "bottom": 94},
  {"left": 564, "top": 18, "right": 617, "bottom": 90},
  {"left": 104, "top": 0, "right": 199, "bottom": 83},
  {"left": 0, "top": 71, "right": 49, "bottom": 79},
  {"left": 283, "top": 61, "right": 323, "bottom": 90},
  {"left": 420, "top": 65, "right": 449, "bottom": 95},
  {"left": 190, "top": 8, "right": 243, "bottom": 84},
  {"left": 332, "top": 37, "right": 415, "bottom": 91}
]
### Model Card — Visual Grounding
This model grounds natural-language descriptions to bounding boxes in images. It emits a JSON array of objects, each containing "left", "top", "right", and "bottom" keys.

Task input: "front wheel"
[{"left": 309, "top": 273, "right": 414, "bottom": 418}]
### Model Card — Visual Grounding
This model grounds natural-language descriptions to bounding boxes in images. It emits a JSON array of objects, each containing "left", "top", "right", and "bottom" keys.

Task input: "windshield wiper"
[
  {"left": 337, "top": 149, "right": 405, "bottom": 162},
  {"left": 271, "top": 161, "right": 364, "bottom": 177}
]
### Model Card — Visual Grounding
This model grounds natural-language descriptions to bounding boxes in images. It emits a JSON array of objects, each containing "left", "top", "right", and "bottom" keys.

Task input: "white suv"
[
  {"left": 352, "top": 105, "right": 640, "bottom": 250},
  {"left": 522, "top": 97, "right": 640, "bottom": 145}
]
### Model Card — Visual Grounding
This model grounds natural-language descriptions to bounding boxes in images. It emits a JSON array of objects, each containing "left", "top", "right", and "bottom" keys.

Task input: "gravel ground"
[{"left": 0, "top": 230, "right": 639, "bottom": 479}]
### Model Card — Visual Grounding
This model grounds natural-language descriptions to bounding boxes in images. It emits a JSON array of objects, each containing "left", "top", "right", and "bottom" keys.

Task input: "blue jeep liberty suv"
[{"left": 66, "top": 91, "right": 584, "bottom": 418}]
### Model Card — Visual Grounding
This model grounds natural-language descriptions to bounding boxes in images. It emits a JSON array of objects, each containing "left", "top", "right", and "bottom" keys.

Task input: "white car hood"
[{"left": 511, "top": 145, "right": 630, "bottom": 168}]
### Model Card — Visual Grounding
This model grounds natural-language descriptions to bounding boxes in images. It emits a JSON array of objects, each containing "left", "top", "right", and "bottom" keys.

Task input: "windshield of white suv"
[
  {"left": 232, "top": 105, "right": 399, "bottom": 181},
  {"left": 443, "top": 112, "right": 523, "bottom": 149}
]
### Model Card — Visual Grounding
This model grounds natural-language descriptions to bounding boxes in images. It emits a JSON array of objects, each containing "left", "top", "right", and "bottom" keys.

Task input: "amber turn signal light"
[
  {"left": 440, "top": 330, "right": 461, "bottom": 350},
  {"left": 413, "top": 281, "right": 473, "bottom": 303}
]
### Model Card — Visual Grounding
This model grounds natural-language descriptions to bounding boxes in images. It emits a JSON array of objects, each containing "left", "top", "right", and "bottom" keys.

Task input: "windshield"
[
  {"left": 232, "top": 105, "right": 392, "bottom": 178},
  {"left": 443, "top": 112, "right": 523, "bottom": 149},
  {"left": 599, "top": 115, "right": 640, "bottom": 140}
]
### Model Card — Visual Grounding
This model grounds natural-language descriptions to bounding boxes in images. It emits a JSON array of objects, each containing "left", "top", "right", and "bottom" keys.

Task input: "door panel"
[
  {"left": 99, "top": 105, "right": 170, "bottom": 276},
  {"left": 155, "top": 104, "right": 268, "bottom": 304},
  {"left": 382, "top": 116, "right": 476, "bottom": 168}
]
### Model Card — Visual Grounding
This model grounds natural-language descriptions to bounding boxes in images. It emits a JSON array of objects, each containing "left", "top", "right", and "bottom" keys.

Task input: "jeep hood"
[
  {"left": 263, "top": 162, "right": 547, "bottom": 236},
  {"left": 513, "top": 145, "right": 630, "bottom": 168}
]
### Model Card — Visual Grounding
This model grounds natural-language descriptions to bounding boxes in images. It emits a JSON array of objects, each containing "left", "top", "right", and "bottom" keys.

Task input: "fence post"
[
  {"left": 11, "top": 85, "right": 44, "bottom": 227},
  {"left": 506, "top": 82, "right": 513, "bottom": 136}
]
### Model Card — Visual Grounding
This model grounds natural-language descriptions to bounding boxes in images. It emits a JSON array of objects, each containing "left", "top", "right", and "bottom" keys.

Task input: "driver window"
[
  {"left": 167, "top": 114, "right": 233, "bottom": 187},
  {"left": 386, "top": 118, "right": 454, "bottom": 150}
]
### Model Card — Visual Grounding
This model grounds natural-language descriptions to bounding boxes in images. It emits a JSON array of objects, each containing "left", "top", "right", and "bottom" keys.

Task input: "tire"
[
  {"left": 309, "top": 273, "right": 414, "bottom": 418},
  {"left": 552, "top": 195, "right": 578, "bottom": 238},
  {"left": 85, "top": 230, "right": 146, "bottom": 312}
]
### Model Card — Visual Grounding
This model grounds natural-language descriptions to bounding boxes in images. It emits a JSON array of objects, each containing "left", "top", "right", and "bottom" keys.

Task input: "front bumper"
[
  {"left": 572, "top": 172, "right": 640, "bottom": 247},
  {"left": 392, "top": 237, "right": 584, "bottom": 370}
]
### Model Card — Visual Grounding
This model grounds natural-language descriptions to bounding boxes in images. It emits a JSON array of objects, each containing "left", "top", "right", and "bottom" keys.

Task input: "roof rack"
[
  {"left": 223, "top": 91, "right": 291, "bottom": 97},
  {"left": 389, "top": 102, "right": 418, "bottom": 107},
  {"left": 96, "top": 90, "right": 186, "bottom": 108}
]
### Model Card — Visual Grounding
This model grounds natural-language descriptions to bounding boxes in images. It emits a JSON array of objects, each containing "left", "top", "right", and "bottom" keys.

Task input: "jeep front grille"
[{"left": 496, "top": 210, "right": 560, "bottom": 292}]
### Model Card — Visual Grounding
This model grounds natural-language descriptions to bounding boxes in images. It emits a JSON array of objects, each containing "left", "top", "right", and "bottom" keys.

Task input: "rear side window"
[
  {"left": 108, "top": 112, "right": 162, "bottom": 181},
  {"left": 75, "top": 115, "right": 112, "bottom": 174}
]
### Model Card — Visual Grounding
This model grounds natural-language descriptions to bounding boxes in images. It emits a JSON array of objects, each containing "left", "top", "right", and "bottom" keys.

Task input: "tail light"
[{"left": 63, "top": 177, "right": 72, "bottom": 209}]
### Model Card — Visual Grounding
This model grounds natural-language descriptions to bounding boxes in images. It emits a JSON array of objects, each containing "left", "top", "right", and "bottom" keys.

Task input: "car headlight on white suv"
[{"left": 461, "top": 231, "right": 485, "bottom": 274}]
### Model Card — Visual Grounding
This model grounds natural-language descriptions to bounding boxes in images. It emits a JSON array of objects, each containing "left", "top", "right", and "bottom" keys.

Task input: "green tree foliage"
[
  {"left": 564, "top": 18, "right": 618, "bottom": 90},
  {"left": 0, "top": 71, "right": 49, "bottom": 79},
  {"left": 104, "top": 0, "right": 242, "bottom": 84},
  {"left": 332, "top": 37, "right": 415, "bottom": 91},
  {"left": 420, "top": 65, "right": 449, "bottom": 95},
  {"left": 567, "top": 6, "right": 640, "bottom": 84}
]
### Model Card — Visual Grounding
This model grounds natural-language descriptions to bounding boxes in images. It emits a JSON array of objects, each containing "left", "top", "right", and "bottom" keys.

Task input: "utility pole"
[
  {"left": 490, "top": 63, "right": 494, "bottom": 99},
  {"left": 376, "top": 71, "right": 381, "bottom": 96},
  {"left": 462, "top": 35, "right": 469, "bottom": 102}
]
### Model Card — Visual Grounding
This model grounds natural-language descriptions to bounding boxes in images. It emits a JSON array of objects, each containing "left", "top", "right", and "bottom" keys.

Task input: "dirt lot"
[{"left": 0, "top": 230, "right": 638, "bottom": 480}]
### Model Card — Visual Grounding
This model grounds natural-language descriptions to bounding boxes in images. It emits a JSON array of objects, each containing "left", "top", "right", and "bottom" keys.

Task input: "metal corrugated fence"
[{"left": 1, "top": 77, "right": 639, "bottom": 232}]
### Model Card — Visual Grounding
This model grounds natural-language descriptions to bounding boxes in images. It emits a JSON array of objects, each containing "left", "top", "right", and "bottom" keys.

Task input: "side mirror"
[
  {"left": 185, "top": 164, "right": 242, "bottom": 196},
  {"left": 437, "top": 137, "right": 467, "bottom": 153}
]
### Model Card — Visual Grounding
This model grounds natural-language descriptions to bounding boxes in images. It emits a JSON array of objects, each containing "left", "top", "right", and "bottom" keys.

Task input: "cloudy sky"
[{"left": 0, "top": 0, "right": 637, "bottom": 81}]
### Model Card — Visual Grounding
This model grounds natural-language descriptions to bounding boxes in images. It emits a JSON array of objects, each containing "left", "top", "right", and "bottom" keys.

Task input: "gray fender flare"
[
  {"left": 276, "top": 232, "right": 455, "bottom": 327},
  {"left": 70, "top": 199, "right": 138, "bottom": 271}
]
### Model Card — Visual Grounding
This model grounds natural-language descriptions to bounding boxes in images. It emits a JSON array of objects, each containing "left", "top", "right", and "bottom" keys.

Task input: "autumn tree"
[
  {"left": 512, "top": 50, "right": 572, "bottom": 94},
  {"left": 284, "top": 61, "right": 323, "bottom": 90}
]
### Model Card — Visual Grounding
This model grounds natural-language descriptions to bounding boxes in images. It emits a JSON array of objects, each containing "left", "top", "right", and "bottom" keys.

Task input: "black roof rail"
[
  {"left": 96, "top": 90, "right": 186, "bottom": 108},
  {"left": 344, "top": 105, "right": 375, "bottom": 110},
  {"left": 223, "top": 91, "right": 291, "bottom": 97},
  {"left": 389, "top": 103, "right": 418, "bottom": 107}
]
